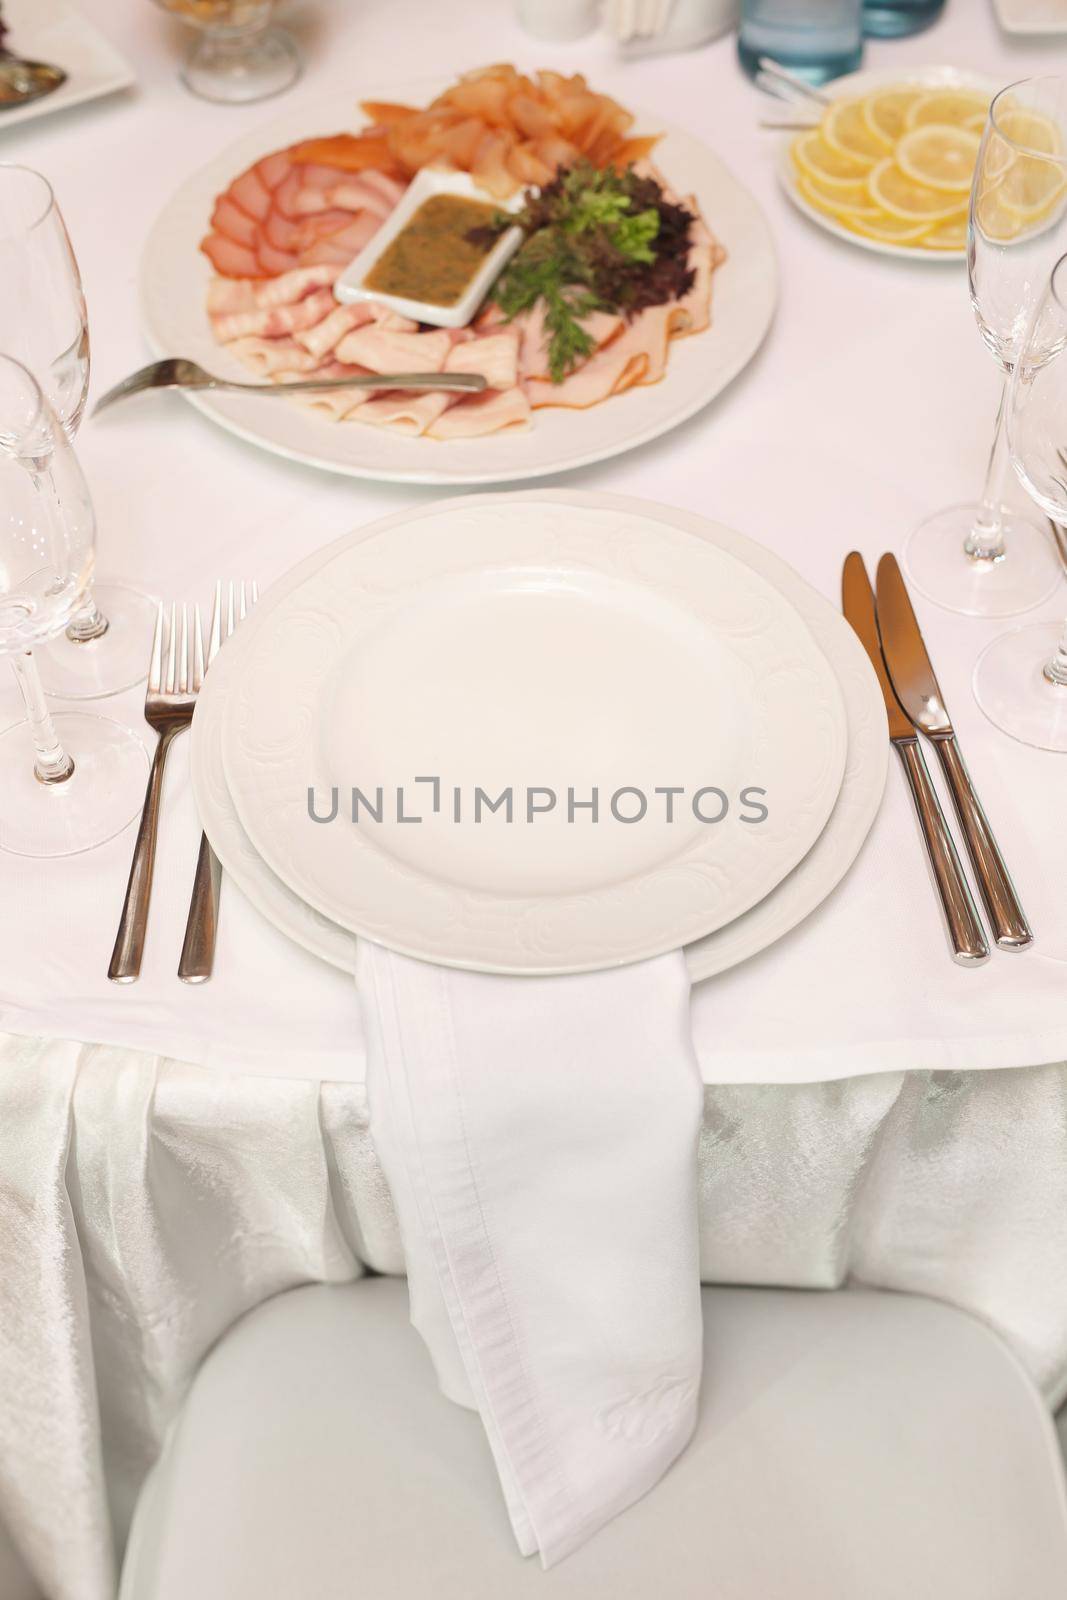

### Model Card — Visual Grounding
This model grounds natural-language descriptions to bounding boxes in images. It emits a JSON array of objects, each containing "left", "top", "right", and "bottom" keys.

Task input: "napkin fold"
[{"left": 357, "top": 941, "right": 704, "bottom": 1566}]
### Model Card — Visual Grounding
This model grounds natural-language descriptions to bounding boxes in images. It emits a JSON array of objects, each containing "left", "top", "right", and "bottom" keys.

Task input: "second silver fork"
[
  {"left": 178, "top": 580, "right": 257, "bottom": 983},
  {"left": 109, "top": 601, "right": 203, "bottom": 983}
]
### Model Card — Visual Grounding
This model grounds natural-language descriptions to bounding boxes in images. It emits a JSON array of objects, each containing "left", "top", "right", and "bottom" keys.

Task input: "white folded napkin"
[{"left": 356, "top": 941, "right": 704, "bottom": 1566}]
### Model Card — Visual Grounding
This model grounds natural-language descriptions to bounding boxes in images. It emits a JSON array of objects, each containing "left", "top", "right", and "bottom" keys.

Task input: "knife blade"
[
  {"left": 875, "top": 553, "right": 1032, "bottom": 952},
  {"left": 842, "top": 552, "right": 988, "bottom": 966}
]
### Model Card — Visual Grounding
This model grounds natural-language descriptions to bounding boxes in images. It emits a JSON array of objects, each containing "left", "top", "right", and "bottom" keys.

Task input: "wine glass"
[
  {"left": 0, "top": 357, "right": 148, "bottom": 855},
  {"left": 0, "top": 164, "right": 157, "bottom": 698},
  {"left": 976, "top": 251, "right": 1067, "bottom": 751},
  {"left": 152, "top": 0, "right": 300, "bottom": 105},
  {"left": 904, "top": 77, "right": 1067, "bottom": 617}
]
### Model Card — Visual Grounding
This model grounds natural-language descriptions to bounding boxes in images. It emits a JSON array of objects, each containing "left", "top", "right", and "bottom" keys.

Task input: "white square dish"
[
  {"left": 334, "top": 167, "right": 524, "bottom": 328},
  {"left": 0, "top": 0, "right": 134, "bottom": 132}
]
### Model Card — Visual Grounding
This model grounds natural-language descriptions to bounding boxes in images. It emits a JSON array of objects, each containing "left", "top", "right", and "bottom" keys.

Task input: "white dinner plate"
[
  {"left": 777, "top": 65, "right": 998, "bottom": 264},
  {"left": 139, "top": 84, "right": 777, "bottom": 485},
  {"left": 191, "top": 492, "right": 886, "bottom": 985},
  {"left": 992, "top": 0, "right": 1067, "bottom": 33},
  {"left": 218, "top": 494, "right": 848, "bottom": 975},
  {"left": 0, "top": 0, "right": 134, "bottom": 132}
]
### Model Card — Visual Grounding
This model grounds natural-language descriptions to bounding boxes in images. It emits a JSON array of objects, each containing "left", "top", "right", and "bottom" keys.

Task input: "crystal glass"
[
  {"left": 153, "top": 0, "right": 301, "bottom": 105},
  {"left": 904, "top": 77, "right": 1067, "bottom": 617},
  {"left": 0, "top": 164, "right": 157, "bottom": 697},
  {"left": 0, "top": 358, "right": 147, "bottom": 855},
  {"left": 976, "top": 251, "right": 1067, "bottom": 751},
  {"left": 738, "top": 0, "right": 863, "bottom": 86}
]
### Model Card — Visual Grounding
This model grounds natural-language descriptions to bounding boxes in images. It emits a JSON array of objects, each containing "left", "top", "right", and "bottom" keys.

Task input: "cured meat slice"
[
  {"left": 256, "top": 238, "right": 301, "bottom": 275},
  {"left": 229, "top": 168, "right": 273, "bottom": 221},
  {"left": 211, "top": 196, "right": 259, "bottom": 248},
  {"left": 347, "top": 389, "right": 454, "bottom": 435},
  {"left": 211, "top": 288, "right": 336, "bottom": 343},
  {"left": 225, "top": 337, "right": 325, "bottom": 377},
  {"left": 201, "top": 234, "right": 266, "bottom": 278},
  {"left": 334, "top": 325, "right": 452, "bottom": 373},
  {"left": 444, "top": 331, "right": 519, "bottom": 391},
  {"left": 294, "top": 302, "right": 376, "bottom": 358},
  {"left": 426, "top": 387, "right": 531, "bottom": 438}
]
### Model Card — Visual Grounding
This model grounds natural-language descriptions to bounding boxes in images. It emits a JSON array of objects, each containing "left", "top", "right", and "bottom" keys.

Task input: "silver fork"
[
  {"left": 92, "top": 359, "right": 487, "bottom": 417},
  {"left": 178, "top": 580, "right": 257, "bottom": 984},
  {"left": 109, "top": 602, "right": 203, "bottom": 983}
]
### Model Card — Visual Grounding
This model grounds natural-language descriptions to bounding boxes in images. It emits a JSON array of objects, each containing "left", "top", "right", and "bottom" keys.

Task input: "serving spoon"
[{"left": 0, "top": 14, "right": 67, "bottom": 110}]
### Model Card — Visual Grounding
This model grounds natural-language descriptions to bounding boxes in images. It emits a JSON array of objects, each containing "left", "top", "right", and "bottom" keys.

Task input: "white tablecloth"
[{"left": 4, "top": 1, "right": 1067, "bottom": 1597}]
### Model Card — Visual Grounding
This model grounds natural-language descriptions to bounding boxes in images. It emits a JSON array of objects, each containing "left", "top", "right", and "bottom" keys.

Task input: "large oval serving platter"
[{"left": 141, "top": 84, "right": 777, "bottom": 484}]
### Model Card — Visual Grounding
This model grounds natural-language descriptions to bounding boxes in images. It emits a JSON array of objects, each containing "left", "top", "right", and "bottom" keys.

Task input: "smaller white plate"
[
  {"left": 336, "top": 168, "right": 523, "bottom": 329},
  {"left": 992, "top": 0, "right": 1067, "bottom": 33},
  {"left": 0, "top": 0, "right": 134, "bottom": 132},
  {"left": 777, "top": 65, "right": 997, "bottom": 264}
]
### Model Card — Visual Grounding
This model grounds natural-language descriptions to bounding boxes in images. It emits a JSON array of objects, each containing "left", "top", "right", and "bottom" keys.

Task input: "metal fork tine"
[
  {"left": 165, "top": 602, "right": 178, "bottom": 693},
  {"left": 192, "top": 604, "right": 205, "bottom": 691},
  {"left": 226, "top": 580, "right": 236, "bottom": 640},
  {"left": 178, "top": 604, "right": 189, "bottom": 694},
  {"left": 207, "top": 580, "right": 222, "bottom": 664},
  {"left": 148, "top": 602, "right": 164, "bottom": 692},
  {"left": 239, "top": 580, "right": 247, "bottom": 623},
  {"left": 251, "top": 579, "right": 259, "bottom": 606}
]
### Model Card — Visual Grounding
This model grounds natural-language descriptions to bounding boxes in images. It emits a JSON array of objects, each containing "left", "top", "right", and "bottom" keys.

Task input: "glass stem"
[
  {"left": 65, "top": 590, "right": 109, "bottom": 644},
  {"left": 1043, "top": 619, "right": 1067, "bottom": 688},
  {"left": 9, "top": 653, "right": 74, "bottom": 785},
  {"left": 965, "top": 379, "right": 1010, "bottom": 564}
]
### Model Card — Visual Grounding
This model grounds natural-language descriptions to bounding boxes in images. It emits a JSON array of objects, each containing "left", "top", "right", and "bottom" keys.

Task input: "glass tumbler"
[{"left": 738, "top": 0, "right": 863, "bottom": 86}]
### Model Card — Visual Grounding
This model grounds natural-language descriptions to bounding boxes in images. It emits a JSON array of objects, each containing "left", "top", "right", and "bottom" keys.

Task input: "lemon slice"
[
  {"left": 906, "top": 88, "right": 990, "bottom": 131},
  {"left": 862, "top": 87, "right": 920, "bottom": 146},
  {"left": 921, "top": 216, "right": 968, "bottom": 251},
  {"left": 822, "top": 98, "right": 887, "bottom": 166},
  {"left": 803, "top": 171, "right": 876, "bottom": 209},
  {"left": 868, "top": 158, "right": 969, "bottom": 222},
  {"left": 840, "top": 211, "right": 933, "bottom": 244},
  {"left": 996, "top": 152, "right": 1067, "bottom": 220},
  {"left": 963, "top": 111, "right": 987, "bottom": 133},
  {"left": 995, "top": 108, "right": 1063, "bottom": 156},
  {"left": 973, "top": 187, "right": 1026, "bottom": 243},
  {"left": 896, "top": 124, "right": 980, "bottom": 192},
  {"left": 796, "top": 174, "right": 882, "bottom": 221},
  {"left": 793, "top": 130, "right": 871, "bottom": 188}
]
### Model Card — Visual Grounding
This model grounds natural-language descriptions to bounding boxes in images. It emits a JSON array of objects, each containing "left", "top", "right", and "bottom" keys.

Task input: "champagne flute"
[
  {"left": 904, "top": 77, "right": 1067, "bottom": 617},
  {"left": 0, "top": 164, "right": 157, "bottom": 697},
  {"left": 977, "top": 250, "right": 1067, "bottom": 751},
  {"left": 0, "top": 357, "right": 147, "bottom": 855}
]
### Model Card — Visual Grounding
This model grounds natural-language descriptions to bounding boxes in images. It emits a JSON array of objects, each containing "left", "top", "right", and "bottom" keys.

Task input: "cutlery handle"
[
  {"left": 895, "top": 740, "right": 988, "bottom": 967},
  {"left": 178, "top": 833, "right": 222, "bottom": 984},
  {"left": 933, "top": 735, "right": 1033, "bottom": 951},
  {"left": 108, "top": 729, "right": 176, "bottom": 983}
]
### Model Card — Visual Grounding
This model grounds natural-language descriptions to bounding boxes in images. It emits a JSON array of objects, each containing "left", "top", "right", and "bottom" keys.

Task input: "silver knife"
[
  {"left": 876, "top": 553, "right": 1032, "bottom": 952},
  {"left": 842, "top": 552, "right": 988, "bottom": 966}
]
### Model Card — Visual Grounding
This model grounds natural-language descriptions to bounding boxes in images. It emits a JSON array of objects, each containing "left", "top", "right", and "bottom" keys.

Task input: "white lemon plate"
[
  {"left": 992, "top": 0, "right": 1067, "bottom": 34},
  {"left": 777, "top": 65, "right": 998, "bottom": 263},
  {"left": 140, "top": 83, "right": 776, "bottom": 485},
  {"left": 194, "top": 492, "right": 871, "bottom": 978}
]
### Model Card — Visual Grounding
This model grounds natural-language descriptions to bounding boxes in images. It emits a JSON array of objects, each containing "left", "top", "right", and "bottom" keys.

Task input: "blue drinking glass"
[
  {"left": 738, "top": 0, "right": 863, "bottom": 86},
  {"left": 862, "top": 0, "right": 944, "bottom": 36}
]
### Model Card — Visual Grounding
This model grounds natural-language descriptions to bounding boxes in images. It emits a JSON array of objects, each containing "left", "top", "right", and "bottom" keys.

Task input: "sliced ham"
[
  {"left": 256, "top": 238, "right": 301, "bottom": 275},
  {"left": 294, "top": 302, "right": 376, "bottom": 358},
  {"left": 526, "top": 302, "right": 688, "bottom": 409},
  {"left": 201, "top": 234, "right": 266, "bottom": 279},
  {"left": 253, "top": 263, "right": 340, "bottom": 308},
  {"left": 444, "top": 330, "right": 519, "bottom": 391},
  {"left": 298, "top": 237, "right": 360, "bottom": 267},
  {"left": 427, "top": 387, "right": 531, "bottom": 438},
  {"left": 312, "top": 211, "right": 381, "bottom": 259},
  {"left": 226, "top": 337, "right": 325, "bottom": 377},
  {"left": 347, "top": 389, "right": 455, "bottom": 436},
  {"left": 334, "top": 325, "right": 452, "bottom": 374},
  {"left": 230, "top": 168, "right": 273, "bottom": 222},
  {"left": 291, "top": 181, "right": 392, "bottom": 219},
  {"left": 211, "top": 196, "right": 260, "bottom": 248},
  {"left": 517, "top": 302, "right": 622, "bottom": 382},
  {"left": 264, "top": 207, "right": 352, "bottom": 252},
  {"left": 256, "top": 152, "right": 292, "bottom": 191},
  {"left": 211, "top": 288, "right": 337, "bottom": 344},
  {"left": 358, "top": 170, "right": 406, "bottom": 207}
]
